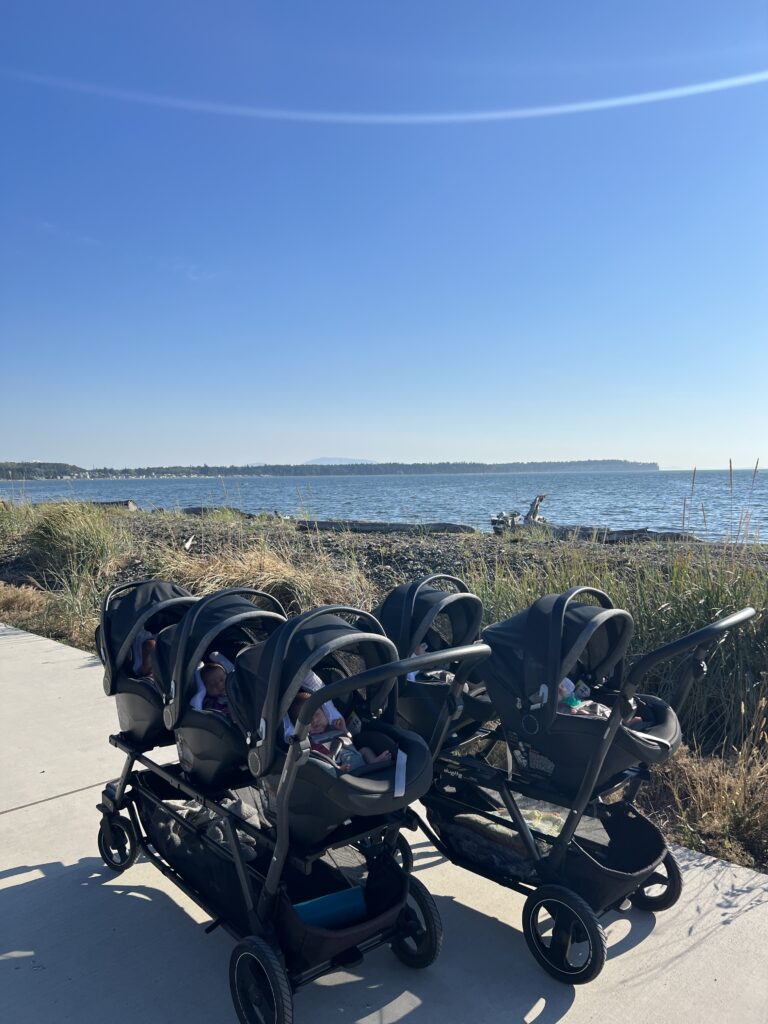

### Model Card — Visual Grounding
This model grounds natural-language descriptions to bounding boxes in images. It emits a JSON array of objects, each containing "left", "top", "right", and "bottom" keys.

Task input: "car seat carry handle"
[
  {"left": 174, "top": 587, "right": 285, "bottom": 660},
  {"left": 394, "top": 575, "right": 478, "bottom": 657},
  {"left": 270, "top": 606, "right": 387, "bottom": 688},
  {"left": 547, "top": 587, "right": 615, "bottom": 687},
  {"left": 625, "top": 606, "right": 756, "bottom": 698},
  {"left": 558, "top": 608, "right": 634, "bottom": 683},
  {"left": 194, "top": 587, "right": 286, "bottom": 617},
  {"left": 112, "top": 597, "right": 197, "bottom": 688}
]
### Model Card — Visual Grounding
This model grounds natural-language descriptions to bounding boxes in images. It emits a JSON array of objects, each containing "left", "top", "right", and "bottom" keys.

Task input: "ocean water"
[{"left": 1, "top": 469, "right": 764, "bottom": 540}]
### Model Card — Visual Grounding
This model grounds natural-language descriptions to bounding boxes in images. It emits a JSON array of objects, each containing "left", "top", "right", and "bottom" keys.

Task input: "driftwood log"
[
  {"left": 524, "top": 494, "right": 547, "bottom": 523},
  {"left": 90, "top": 499, "right": 138, "bottom": 511},
  {"left": 491, "top": 496, "right": 697, "bottom": 543},
  {"left": 297, "top": 519, "right": 475, "bottom": 535}
]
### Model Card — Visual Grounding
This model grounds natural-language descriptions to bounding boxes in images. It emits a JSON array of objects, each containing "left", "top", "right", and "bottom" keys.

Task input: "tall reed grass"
[{"left": 462, "top": 540, "right": 767, "bottom": 752}]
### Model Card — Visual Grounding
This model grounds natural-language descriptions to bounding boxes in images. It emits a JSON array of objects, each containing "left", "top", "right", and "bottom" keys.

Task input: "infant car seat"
[
  {"left": 97, "top": 579, "right": 196, "bottom": 748},
  {"left": 229, "top": 607, "right": 436, "bottom": 846},
  {"left": 480, "top": 588, "right": 682, "bottom": 798},
  {"left": 374, "top": 575, "right": 491, "bottom": 747},
  {"left": 161, "top": 588, "right": 287, "bottom": 788}
]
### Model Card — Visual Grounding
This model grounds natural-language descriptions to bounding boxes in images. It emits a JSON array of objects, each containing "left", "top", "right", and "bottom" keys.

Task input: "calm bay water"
[{"left": 1, "top": 470, "right": 765, "bottom": 540}]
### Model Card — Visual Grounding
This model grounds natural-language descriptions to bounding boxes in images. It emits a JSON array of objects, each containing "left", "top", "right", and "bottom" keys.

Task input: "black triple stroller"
[
  {"left": 375, "top": 574, "right": 755, "bottom": 983},
  {"left": 95, "top": 579, "right": 489, "bottom": 1023}
]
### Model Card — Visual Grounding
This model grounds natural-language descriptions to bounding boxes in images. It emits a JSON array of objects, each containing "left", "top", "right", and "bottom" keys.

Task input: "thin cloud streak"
[{"left": 3, "top": 66, "right": 768, "bottom": 125}]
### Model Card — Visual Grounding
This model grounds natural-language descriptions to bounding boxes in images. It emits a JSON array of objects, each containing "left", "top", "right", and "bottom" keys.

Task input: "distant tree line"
[
  {"left": 2, "top": 459, "right": 659, "bottom": 480},
  {"left": 1, "top": 462, "right": 86, "bottom": 480}
]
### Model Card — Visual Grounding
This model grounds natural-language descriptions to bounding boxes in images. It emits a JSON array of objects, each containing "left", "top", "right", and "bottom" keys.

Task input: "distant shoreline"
[{"left": 1, "top": 459, "right": 659, "bottom": 481}]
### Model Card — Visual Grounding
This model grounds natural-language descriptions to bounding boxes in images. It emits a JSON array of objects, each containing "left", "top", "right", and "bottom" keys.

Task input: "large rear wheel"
[
  {"left": 229, "top": 936, "right": 293, "bottom": 1024},
  {"left": 393, "top": 833, "right": 414, "bottom": 873},
  {"left": 522, "top": 885, "right": 607, "bottom": 985}
]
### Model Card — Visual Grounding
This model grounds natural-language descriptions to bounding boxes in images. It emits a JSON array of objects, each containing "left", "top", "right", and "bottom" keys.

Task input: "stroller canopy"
[
  {"left": 374, "top": 575, "right": 483, "bottom": 658},
  {"left": 99, "top": 579, "right": 195, "bottom": 696},
  {"left": 163, "top": 588, "right": 287, "bottom": 729},
  {"left": 481, "top": 588, "right": 634, "bottom": 728},
  {"left": 230, "top": 607, "right": 398, "bottom": 776}
]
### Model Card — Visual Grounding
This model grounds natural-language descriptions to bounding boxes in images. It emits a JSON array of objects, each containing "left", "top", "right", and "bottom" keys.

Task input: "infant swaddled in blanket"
[{"left": 287, "top": 690, "right": 392, "bottom": 774}]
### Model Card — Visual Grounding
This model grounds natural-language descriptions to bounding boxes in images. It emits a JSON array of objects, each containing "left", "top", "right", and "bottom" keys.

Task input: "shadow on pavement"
[{"left": 0, "top": 852, "right": 583, "bottom": 1024}]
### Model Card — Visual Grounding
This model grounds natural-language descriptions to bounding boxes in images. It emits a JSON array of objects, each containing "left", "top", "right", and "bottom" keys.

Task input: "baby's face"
[
  {"left": 309, "top": 707, "right": 329, "bottom": 734},
  {"left": 204, "top": 665, "right": 227, "bottom": 697}
]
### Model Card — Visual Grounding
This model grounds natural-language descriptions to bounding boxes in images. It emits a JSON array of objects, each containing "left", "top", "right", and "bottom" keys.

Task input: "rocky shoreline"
[{"left": 3, "top": 505, "right": 766, "bottom": 597}]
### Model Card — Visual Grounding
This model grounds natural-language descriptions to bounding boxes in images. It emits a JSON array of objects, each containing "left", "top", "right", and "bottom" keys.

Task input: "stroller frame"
[
  {"left": 401, "top": 595, "right": 755, "bottom": 984},
  {"left": 97, "top": 640, "right": 489, "bottom": 1021}
]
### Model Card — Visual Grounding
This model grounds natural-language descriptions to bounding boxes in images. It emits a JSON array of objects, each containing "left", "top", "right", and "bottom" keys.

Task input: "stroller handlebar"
[{"left": 625, "top": 606, "right": 756, "bottom": 693}]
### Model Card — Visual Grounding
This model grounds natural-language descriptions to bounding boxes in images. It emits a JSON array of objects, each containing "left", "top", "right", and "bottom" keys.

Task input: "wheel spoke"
[
  {"left": 547, "top": 907, "right": 575, "bottom": 970},
  {"left": 644, "top": 871, "right": 667, "bottom": 889}
]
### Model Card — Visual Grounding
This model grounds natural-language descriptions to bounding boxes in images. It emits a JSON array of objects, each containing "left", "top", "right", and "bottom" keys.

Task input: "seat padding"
[
  {"left": 613, "top": 693, "right": 682, "bottom": 765},
  {"left": 175, "top": 707, "right": 248, "bottom": 788},
  {"left": 282, "top": 723, "right": 433, "bottom": 845},
  {"left": 114, "top": 672, "right": 172, "bottom": 748}
]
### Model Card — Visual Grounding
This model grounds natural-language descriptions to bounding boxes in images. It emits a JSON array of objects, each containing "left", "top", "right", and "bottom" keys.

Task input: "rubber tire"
[
  {"left": 229, "top": 936, "right": 293, "bottom": 1024},
  {"left": 97, "top": 815, "right": 138, "bottom": 873},
  {"left": 394, "top": 833, "right": 414, "bottom": 873},
  {"left": 391, "top": 875, "right": 443, "bottom": 969},
  {"left": 522, "top": 885, "right": 607, "bottom": 985},
  {"left": 630, "top": 851, "right": 683, "bottom": 912}
]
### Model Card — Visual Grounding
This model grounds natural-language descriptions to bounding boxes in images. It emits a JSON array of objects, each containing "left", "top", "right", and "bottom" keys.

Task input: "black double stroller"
[
  {"left": 95, "top": 579, "right": 489, "bottom": 1023},
  {"left": 375, "top": 574, "right": 755, "bottom": 983}
]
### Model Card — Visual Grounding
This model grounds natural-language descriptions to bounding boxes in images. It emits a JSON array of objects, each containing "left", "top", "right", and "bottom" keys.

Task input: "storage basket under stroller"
[
  {"left": 424, "top": 790, "right": 667, "bottom": 914},
  {"left": 132, "top": 768, "right": 411, "bottom": 972}
]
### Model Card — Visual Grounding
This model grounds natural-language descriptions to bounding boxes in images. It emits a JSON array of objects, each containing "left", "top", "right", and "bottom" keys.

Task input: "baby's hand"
[
  {"left": 338, "top": 763, "right": 351, "bottom": 773},
  {"left": 331, "top": 716, "right": 347, "bottom": 733}
]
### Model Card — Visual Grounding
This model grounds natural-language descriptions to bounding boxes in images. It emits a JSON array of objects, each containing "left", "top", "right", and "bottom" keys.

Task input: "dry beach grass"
[{"left": 1, "top": 499, "right": 766, "bottom": 870}]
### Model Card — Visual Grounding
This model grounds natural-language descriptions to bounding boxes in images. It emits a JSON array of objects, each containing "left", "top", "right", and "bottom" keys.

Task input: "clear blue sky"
[{"left": 1, "top": 2, "right": 766, "bottom": 469}]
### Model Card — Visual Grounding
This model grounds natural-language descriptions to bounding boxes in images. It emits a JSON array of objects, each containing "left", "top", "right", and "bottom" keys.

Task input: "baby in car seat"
[
  {"left": 200, "top": 662, "right": 230, "bottom": 715},
  {"left": 282, "top": 669, "right": 346, "bottom": 740},
  {"left": 191, "top": 651, "right": 236, "bottom": 714},
  {"left": 558, "top": 678, "right": 643, "bottom": 726},
  {"left": 406, "top": 641, "right": 454, "bottom": 684},
  {"left": 558, "top": 678, "right": 610, "bottom": 719},
  {"left": 132, "top": 630, "right": 157, "bottom": 679},
  {"left": 288, "top": 691, "right": 392, "bottom": 773}
]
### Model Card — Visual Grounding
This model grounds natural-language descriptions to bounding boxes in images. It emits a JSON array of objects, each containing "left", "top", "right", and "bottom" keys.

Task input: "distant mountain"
[{"left": 304, "top": 457, "right": 379, "bottom": 465}]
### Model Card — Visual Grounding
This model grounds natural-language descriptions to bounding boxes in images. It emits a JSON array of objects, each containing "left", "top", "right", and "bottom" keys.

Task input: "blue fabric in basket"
[{"left": 293, "top": 887, "right": 368, "bottom": 928}]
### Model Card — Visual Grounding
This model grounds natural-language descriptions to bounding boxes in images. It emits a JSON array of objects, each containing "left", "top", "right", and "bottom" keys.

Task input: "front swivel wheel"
[{"left": 97, "top": 814, "right": 138, "bottom": 873}]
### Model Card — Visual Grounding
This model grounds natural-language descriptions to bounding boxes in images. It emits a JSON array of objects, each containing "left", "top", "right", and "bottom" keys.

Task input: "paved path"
[{"left": 2, "top": 623, "right": 767, "bottom": 1024}]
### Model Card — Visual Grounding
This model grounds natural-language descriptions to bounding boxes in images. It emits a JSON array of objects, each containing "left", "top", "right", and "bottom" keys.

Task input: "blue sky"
[{"left": 1, "top": 2, "right": 766, "bottom": 469}]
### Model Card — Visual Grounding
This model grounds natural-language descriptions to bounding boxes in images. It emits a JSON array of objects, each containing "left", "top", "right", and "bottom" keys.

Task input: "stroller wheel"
[
  {"left": 391, "top": 876, "right": 443, "bottom": 968},
  {"left": 394, "top": 834, "right": 414, "bottom": 873},
  {"left": 522, "top": 885, "right": 607, "bottom": 985},
  {"left": 630, "top": 851, "right": 683, "bottom": 912},
  {"left": 229, "top": 936, "right": 293, "bottom": 1024},
  {"left": 97, "top": 815, "right": 138, "bottom": 873}
]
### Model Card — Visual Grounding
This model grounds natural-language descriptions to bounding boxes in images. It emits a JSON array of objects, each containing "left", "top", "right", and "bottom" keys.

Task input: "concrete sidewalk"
[{"left": 2, "top": 623, "right": 767, "bottom": 1024}]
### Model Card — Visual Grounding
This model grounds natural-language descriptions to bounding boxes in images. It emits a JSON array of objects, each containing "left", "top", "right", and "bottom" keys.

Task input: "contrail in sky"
[{"left": 3, "top": 66, "right": 768, "bottom": 125}]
